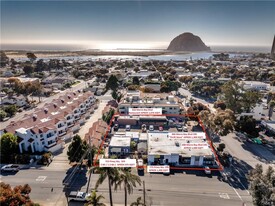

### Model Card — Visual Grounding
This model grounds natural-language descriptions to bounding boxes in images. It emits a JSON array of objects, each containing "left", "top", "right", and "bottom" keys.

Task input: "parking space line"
[
  {"left": 36, "top": 176, "right": 47, "bottom": 181},
  {"left": 219, "top": 192, "right": 230, "bottom": 199},
  {"left": 233, "top": 187, "right": 243, "bottom": 201}
]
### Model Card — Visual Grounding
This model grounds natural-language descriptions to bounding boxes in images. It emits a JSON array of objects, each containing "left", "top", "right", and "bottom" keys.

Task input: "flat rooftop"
[
  {"left": 109, "top": 135, "right": 131, "bottom": 147},
  {"left": 148, "top": 132, "right": 213, "bottom": 157}
]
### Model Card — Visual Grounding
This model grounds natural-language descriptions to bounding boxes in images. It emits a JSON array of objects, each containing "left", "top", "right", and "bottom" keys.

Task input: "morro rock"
[{"left": 167, "top": 32, "right": 211, "bottom": 52}]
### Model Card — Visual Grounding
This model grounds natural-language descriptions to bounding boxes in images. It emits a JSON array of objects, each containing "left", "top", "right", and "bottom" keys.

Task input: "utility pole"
[{"left": 143, "top": 181, "right": 146, "bottom": 206}]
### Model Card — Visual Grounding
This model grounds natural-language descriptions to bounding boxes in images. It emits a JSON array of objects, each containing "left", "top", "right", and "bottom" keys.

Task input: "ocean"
[
  {"left": 1, "top": 44, "right": 271, "bottom": 53},
  {"left": 1, "top": 44, "right": 271, "bottom": 61}
]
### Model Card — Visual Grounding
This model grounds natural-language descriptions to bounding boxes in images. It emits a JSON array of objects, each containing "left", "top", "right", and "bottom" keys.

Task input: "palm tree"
[
  {"left": 114, "top": 168, "right": 142, "bottom": 206},
  {"left": 95, "top": 167, "right": 119, "bottom": 206},
  {"left": 130, "top": 197, "right": 145, "bottom": 206},
  {"left": 85, "top": 190, "right": 106, "bottom": 206},
  {"left": 268, "top": 100, "right": 275, "bottom": 120}
]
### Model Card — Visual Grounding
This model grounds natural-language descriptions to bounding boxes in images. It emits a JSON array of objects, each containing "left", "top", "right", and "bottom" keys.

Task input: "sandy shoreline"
[{"left": 3, "top": 50, "right": 192, "bottom": 59}]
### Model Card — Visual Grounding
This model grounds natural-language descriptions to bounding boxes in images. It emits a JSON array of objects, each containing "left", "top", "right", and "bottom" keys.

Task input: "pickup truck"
[{"left": 68, "top": 191, "right": 90, "bottom": 202}]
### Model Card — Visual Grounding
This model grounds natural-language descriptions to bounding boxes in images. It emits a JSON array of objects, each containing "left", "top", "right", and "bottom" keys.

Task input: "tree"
[
  {"left": 217, "top": 143, "right": 226, "bottom": 152},
  {"left": 0, "top": 182, "right": 39, "bottom": 206},
  {"left": 35, "top": 59, "right": 47, "bottom": 72},
  {"left": 85, "top": 190, "right": 106, "bottom": 206},
  {"left": 26, "top": 52, "right": 37, "bottom": 62},
  {"left": 0, "top": 133, "right": 18, "bottom": 163},
  {"left": 268, "top": 100, "right": 275, "bottom": 120},
  {"left": 4, "top": 105, "right": 18, "bottom": 117},
  {"left": 179, "top": 76, "right": 193, "bottom": 84},
  {"left": 95, "top": 167, "right": 119, "bottom": 206},
  {"left": 214, "top": 101, "right": 226, "bottom": 110},
  {"left": 130, "top": 141, "right": 137, "bottom": 151},
  {"left": 111, "top": 90, "right": 122, "bottom": 103},
  {"left": 198, "top": 108, "right": 235, "bottom": 136},
  {"left": 237, "top": 116, "right": 259, "bottom": 137},
  {"left": 114, "top": 168, "right": 142, "bottom": 206},
  {"left": 132, "top": 77, "right": 140, "bottom": 85},
  {"left": 23, "top": 65, "right": 34, "bottom": 76},
  {"left": 220, "top": 80, "right": 243, "bottom": 113},
  {"left": 106, "top": 75, "right": 119, "bottom": 91},
  {"left": 133, "top": 67, "right": 140, "bottom": 73},
  {"left": 0, "top": 51, "right": 9, "bottom": 67},
  {"left": 242, "top": 90, "right": 261, "bottom": 113},
  {"left": 67, "top": 135, "right": 88, "bottom": 163},
  {"left": 247, "top": 164, "right": 275, "bottom": 206},
  {"left": 130, "top": 197, "right": 145, "bottom": 206},
  {"left": 102, "top": 108, "right": 115, "bottom": 124},
  {"left": 0, "top": 109, "right": 7, "bottom": 121},
  {"left": 160, "top": 81, "right": 181, "bottom": 93}
]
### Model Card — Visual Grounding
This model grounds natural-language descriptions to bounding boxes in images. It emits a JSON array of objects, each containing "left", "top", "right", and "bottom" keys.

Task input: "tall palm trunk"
[
  {"left": 108, "top": 174, "right": 113, "bottom": 206},
  {"left": 124, "top": 181, "right": 127, "bottom": 206}
]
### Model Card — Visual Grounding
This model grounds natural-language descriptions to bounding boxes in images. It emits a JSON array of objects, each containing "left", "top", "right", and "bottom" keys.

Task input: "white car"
[
  {"left": 149, "top": 125, "right": 154, "bottom": 131},
  {"left": 1, "top": 164, "right": 20, "bottom": 172},
  {"left": 68, "top": 191, "right": 90, "bottom": 202},
  {"left": 125, "top": 125, "right": 131, "bottom": 131},
  {"left": 204, "top": 166, "right": 211, "bottom": 175}
]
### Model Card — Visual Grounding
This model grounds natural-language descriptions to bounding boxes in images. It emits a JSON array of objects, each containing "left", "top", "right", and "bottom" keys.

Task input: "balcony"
[
  {"left": 58, "top": 130, "right": 67, "bottom": 137},
  {"left": 57, "top": 124, "right": 66, "bottom": 129},
  {"left": 67, "top": 122, "right": 75, "bottom": 128},
  {"left": 74, "top": 115, "right": 81, "bottom": 120},
  {"left": 46, "top": 141, "right": 57, "bottom": 148},
  {"left": 46, "top": 134, "right": 57, "bottom": 142}
]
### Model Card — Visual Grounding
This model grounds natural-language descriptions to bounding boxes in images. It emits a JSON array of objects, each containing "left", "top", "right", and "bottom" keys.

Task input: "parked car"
[
  {"left": 204, "top": 166, "right": 211, "bottom": 175},
  {"left": 1, "top": 164, "right": 20, "bottom": 172},
  {"left": 252, "top": 138, "right": 262, "bottom": 144},
  {"left": 114, "top": 124, "right": 119, "bottom": 131},
  {"left": 159, "top": 126, "right": 163, "bottom": 131},
  {"left": 125, "top": 125, "right": 131, "bottom": 131},
  {"left": 141, "top": 124, "right": 147, "bottom": 133},
  {"left": 177, "top": 125, "right": 183, "bottom": 131},
  {"left": 149, "top": 125, "right": 154, "bottom": 131},
  {"left": 183, "top": 126, "right": 188, "bottom": 132},
  {"left": 137, "top": 159, "right": 144, "bottom": 171},
  {"left": 68, "top": 191, "right": 90, "bottom": 202}
]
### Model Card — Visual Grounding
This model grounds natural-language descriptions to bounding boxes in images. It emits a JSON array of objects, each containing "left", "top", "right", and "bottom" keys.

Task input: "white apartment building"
[
  {"left": 118, "top": 91, "right": 182, "bottom": 115},
  {"left": 3, "top": 91, "right": 95, "bottom": 153}
]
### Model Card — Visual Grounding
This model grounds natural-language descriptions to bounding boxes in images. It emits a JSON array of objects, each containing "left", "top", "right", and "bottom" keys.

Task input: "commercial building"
[
  {"left": 109, "top": 135, "right": 131, "bottom": 156},
  {"left": 147, "top": 132, "right": 215, "bottom": 166},
  {"left": 2, "top": 91, "right": 95, "bottom": 153},
  {"left": 118, "top": 91, "right": 182, "bottom": 115}
]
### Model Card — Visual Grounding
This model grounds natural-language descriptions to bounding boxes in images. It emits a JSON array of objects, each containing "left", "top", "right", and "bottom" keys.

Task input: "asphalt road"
[{"left": 0, "top": 165, "right": 253, "bottom": 206}]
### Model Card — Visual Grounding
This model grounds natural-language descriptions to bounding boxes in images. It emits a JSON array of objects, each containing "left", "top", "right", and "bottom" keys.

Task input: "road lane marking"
[
  {"left": 219, "top": 193, "right": 230, "bottom": 199},
  {"left": 233, "top": 187, "right": 243, "bottom": 201},
  {"left": 36, "top": 176, "right": 47, "bottom": 181}
]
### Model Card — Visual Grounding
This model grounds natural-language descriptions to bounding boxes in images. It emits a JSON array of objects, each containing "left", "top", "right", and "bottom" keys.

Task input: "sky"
[{"left": 1, "top": 0, "right": 275, "bottom": 50}]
